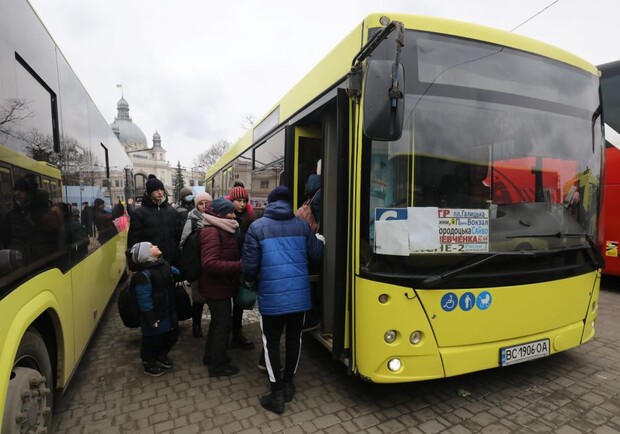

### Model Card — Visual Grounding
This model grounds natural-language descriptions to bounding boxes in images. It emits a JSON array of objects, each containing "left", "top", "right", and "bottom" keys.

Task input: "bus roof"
[
  {"left": 205, "top": 13, "right": 598, "bottom": 180},
  {"left": 0, "top": 144, "right": 61, "bottom": 178}
]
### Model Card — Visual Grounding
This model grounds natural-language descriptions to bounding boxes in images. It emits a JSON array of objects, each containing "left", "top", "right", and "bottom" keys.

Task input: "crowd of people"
[{"left": 126, "top": 175, "right": 324, "bottom": 414}]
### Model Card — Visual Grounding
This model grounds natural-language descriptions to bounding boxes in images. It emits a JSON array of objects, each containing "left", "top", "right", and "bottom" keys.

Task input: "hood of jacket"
[{"left": 263, "top": 200, "right": 295, "bottom": 221}]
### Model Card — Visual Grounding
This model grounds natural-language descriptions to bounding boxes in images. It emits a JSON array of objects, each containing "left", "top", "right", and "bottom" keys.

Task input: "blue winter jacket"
[{"left": 242, "top": 200, "right": 323, "bottom": 316}]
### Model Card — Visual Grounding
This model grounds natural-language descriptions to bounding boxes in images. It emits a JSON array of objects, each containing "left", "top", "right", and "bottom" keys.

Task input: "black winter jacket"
[{"left": 128, "top": 194, "right": 180, "bottom": 264}]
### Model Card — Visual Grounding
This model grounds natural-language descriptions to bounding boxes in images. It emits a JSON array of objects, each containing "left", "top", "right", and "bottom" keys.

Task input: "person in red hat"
[{"left": 228, "top": 184, "right": 255, "bottom": 349}]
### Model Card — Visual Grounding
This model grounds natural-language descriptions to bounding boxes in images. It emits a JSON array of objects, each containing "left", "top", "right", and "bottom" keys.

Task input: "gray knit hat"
[{"left": 130, "top": 241, "right": 154, "bottom": 264}]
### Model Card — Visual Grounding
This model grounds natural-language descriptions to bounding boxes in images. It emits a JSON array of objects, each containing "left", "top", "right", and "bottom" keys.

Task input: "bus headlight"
[
  {"left": 410, "top": 331, "right": 422, "bottom": 345},
  {"left": 387, "top": 358, "right": 402, "bottom": 372},
  {"left": 384, "top": 330, "right": 397, "bottom": 343}
]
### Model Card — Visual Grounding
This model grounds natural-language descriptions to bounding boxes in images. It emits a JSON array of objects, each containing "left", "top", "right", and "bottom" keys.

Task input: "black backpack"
[
  {"left": 178, "top": 220, "right": 203, "bottom": 282},
  {"left": 118, "top": 276, "right": 141, "bottom": 328}
]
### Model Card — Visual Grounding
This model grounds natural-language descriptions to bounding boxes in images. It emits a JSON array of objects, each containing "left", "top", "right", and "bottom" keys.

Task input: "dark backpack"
[
  {"left": 118, "top": 277, "right": 141, "bottom": 328},
  {"left": 178, "top": 220, "right": 203, "bottom": 282}
]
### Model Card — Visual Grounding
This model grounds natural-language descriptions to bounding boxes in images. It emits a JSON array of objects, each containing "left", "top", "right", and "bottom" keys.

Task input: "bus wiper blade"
[
  {"left": 421, "top": 252, "right": 505, "bottom": 287},
  {"left": 507, "top": 232, "right": 604, "bottom": 268}
]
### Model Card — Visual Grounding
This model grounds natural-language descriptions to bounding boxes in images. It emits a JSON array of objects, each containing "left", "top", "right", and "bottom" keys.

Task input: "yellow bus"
[
  {"left": 0, "top": 0, "right": 131, "bottom": 430},
  {"left": 206, "top": 13, "right": 603, "bottom": 383}
]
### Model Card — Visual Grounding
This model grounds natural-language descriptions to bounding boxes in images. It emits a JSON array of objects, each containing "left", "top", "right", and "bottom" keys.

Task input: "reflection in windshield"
[{"left": 361, "top": 30, "right": 602, "bottom": 283}]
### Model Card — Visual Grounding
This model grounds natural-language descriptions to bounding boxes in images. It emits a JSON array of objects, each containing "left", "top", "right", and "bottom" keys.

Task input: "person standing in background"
[
  {"left": 128, "top": 175, "right": 180, "bottom": 265},
  {"left": 229, "top": 185, "right": 255, "bottom": 350},
  {"left": 178, "top": 191, "right": 212, "bottom": 338}
]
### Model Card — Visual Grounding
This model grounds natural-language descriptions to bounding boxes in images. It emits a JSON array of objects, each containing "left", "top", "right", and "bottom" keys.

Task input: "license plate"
[{"left": 500, "top": 339, "right": 550, "bottom": 367}]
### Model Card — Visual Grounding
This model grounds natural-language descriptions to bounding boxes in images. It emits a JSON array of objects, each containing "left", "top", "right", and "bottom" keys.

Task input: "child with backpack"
[
  {"left": 129, "top": 241, "right": 181, "bottom": 376},
  {"left": 178, "top": 192, "right": 212, "bottom": 337}
]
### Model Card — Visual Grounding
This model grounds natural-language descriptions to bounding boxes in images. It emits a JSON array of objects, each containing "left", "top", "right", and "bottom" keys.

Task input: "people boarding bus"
[
  {"left": 205, "top": 13, "right": 604, "bottom": 383},
  {"left": 0, "top": 0, "right": 132, "bottom": 430}
]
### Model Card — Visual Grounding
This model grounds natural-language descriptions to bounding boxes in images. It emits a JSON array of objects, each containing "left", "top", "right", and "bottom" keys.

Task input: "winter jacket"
[
  {"left": 179, "top": 207, "right": 205, "bottom": 247},
  {"left": 242, "top": 199, "right": 323, "bottom": 316},
  {"left": 93, "top": 207, "right": 118, "bottom": 244},
  {"left": 132, "top": 258, "right": 180, "bottom": 336},
  {"left": 198, "top": 208, "right": 242, "bottom": 300},
  {"left": 128, "top": 193, "right": 180, "bottom": 264}
]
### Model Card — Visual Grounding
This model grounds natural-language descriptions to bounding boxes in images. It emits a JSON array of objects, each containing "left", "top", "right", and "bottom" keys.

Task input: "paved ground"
[{"left": 52, "top": 277, "right": 620, "bottom": 433}]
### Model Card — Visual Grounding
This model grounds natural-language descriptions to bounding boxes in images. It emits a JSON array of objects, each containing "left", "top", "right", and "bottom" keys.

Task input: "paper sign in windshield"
[
  {"left": 374, "top": 207, "right": 489, "bottom": 255},
  {"left": 437, "top": 209, "right": 489, "bottom": 253}
]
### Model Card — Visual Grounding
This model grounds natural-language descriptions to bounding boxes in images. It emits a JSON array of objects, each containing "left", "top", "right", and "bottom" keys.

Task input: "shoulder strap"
[{"left": 308, "top": 188, "right": 320, "bottom": 205}]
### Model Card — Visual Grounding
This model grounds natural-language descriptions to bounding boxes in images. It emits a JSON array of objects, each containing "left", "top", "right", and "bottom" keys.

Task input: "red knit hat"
[{"left": 229, "top": 186, "right": 249, "bottom": 201}]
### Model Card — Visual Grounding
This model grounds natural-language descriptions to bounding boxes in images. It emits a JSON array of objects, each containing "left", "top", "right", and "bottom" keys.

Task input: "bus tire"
[{"left": 2, "top": 328, "right": 53, "bottom": 434}]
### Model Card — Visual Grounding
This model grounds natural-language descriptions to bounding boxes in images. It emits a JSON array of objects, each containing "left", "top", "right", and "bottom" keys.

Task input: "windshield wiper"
[
  {"left": 421, "top": 252, "right": 508, "bottom": 288},
  {"left": 507, "top": 232, "right": 604, "bottom": 268}
]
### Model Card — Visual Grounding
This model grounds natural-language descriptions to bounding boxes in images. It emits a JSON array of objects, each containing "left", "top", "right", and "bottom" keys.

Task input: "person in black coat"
[{"left": 128, "top": 176, "right": 180, "bottom": 265}]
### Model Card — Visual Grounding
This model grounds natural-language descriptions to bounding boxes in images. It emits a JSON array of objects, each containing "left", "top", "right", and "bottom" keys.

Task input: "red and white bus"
[{"left": 599, "top": 60, "right": 620, "bottom": 276}]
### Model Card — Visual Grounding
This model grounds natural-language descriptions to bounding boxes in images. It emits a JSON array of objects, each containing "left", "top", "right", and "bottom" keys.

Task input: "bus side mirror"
[{"left": 363, "top": 60, "right": 405, "bottom": 141}]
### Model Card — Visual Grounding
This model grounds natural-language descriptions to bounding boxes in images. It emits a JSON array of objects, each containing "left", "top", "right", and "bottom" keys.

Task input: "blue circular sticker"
[
  {"left": 441, "top": 292, "right": 458, "bottom": 312},
  {"left": 476, "top": 291, "right": 492, "bottom": 310},
  {"left": 459, "top": 292, "right": 475, "bottom": 311}
]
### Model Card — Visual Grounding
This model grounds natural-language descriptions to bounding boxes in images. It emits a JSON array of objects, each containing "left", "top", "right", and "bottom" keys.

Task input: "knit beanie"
[
  {"left": 146, "top": 177, "right": 165, "bottom": 195},
  {"left": 194, "top": 192, "right": 212, "bottom": 206},
  {"left": 229, "top": 186, "right": 249, "bottom": 201},
  {"left": 267, "top": 185, "right": 290, "bottom": 203},
  {"left": 211, "top": 197, "right": 235, "bottom": 216},
  {"left": 130, "top": 241, "right": 154, "bottom": 264}
]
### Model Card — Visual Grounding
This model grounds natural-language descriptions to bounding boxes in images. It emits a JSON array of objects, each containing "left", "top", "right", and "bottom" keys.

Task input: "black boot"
[
  {"left": 192, "top": 303, "right": 203, "bottom": 338},
  {"left": 260, "top": 389, "right": 285, "bottom": 414},
  {"left": 283, "top": 381, "right": 296, "bottom": 403},
  {"left": 192, "top": 323, "right": 202, "bottom": 338}
]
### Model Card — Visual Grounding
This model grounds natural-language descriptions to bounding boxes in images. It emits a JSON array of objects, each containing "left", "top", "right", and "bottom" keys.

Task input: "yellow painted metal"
[
  {"left": 353, "top": 271, "right": 600, "bottom": 383},
  {"left": 354, "top": 278, "right": 444, "bottom": 382}
]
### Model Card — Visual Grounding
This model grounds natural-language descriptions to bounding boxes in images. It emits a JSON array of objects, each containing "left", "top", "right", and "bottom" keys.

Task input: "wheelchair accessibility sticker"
[{"left": 441, "top": 291, "right": 492, "bottom": 312}]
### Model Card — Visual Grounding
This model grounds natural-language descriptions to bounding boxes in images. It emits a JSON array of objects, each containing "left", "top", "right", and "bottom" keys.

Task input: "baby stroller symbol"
[{"left": 476, "top": 291, "right": 492, "bottom": 310}]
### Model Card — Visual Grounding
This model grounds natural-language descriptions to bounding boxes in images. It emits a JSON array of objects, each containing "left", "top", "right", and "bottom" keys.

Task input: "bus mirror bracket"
[{"left": 363, "top": 60, "right": 405, "bottom": 141}]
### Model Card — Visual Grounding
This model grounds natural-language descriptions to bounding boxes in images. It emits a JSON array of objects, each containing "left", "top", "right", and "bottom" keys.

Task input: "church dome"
[{"left": 110, "top": 97, "right": 148, "bottom": 147}]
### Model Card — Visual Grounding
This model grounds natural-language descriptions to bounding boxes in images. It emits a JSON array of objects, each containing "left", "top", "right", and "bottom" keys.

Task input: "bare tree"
[
  {"left": 0, "top": 98, "right": 33, "bottom": 138},
  {"left": 194, "top": 139, "right": 232, "bottom": 170},
  {"left": 23, "top": 129, "right": 59, "bottom": 164},
  {"left": 241, "top": 114, "right": 256, "bottom": 131}
]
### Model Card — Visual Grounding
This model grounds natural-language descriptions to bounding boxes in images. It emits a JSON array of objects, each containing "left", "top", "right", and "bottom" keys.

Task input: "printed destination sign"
[
  {"left": 374, "top": 207, "right": 490, "bottom": 255},
  {"left": 437, "top": 208, "right": 489, "bottom": 253}
]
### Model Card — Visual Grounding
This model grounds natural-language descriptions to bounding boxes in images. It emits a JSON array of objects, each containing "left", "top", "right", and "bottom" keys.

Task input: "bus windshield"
[{"left": 361, "top": 30, "right": 602, "bottom": 284}]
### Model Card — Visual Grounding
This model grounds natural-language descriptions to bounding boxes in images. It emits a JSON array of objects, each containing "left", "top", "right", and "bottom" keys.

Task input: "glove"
[{"left": 315, "top": 233, "right": 325, "bottom": 245}]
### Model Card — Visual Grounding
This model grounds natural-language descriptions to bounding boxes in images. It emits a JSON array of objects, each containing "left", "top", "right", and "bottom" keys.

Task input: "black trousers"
[
  {"left": 260, "top": 311, "right": 305, "bottom": 390},
  {"left": 140, "top": 328, "right": 179, "bottom": 363},
  {"left": 204, "top": 298, "right": 232, "bottom": 370},
  {"left": 232, "top": 302, "right": 244, "bottom": 336}
]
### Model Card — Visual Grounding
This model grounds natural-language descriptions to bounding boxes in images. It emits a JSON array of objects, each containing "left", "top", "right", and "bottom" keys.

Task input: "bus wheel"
[{"left": 2, "top": 329, "right": 53, "bottom": 434}]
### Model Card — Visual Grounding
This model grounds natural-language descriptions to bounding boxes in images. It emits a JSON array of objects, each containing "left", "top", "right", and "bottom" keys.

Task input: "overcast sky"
[{"left": 27, "top": 0, "right": 619, "bottom": 168}]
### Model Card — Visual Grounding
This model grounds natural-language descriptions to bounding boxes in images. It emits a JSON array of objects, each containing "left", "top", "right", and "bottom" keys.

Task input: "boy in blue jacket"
[
  {"left": 129, "top": 241, "right": 181, "bottom": 377},
  {"left": 242, "top": 186, "right": 324, "bottom": 414}
]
